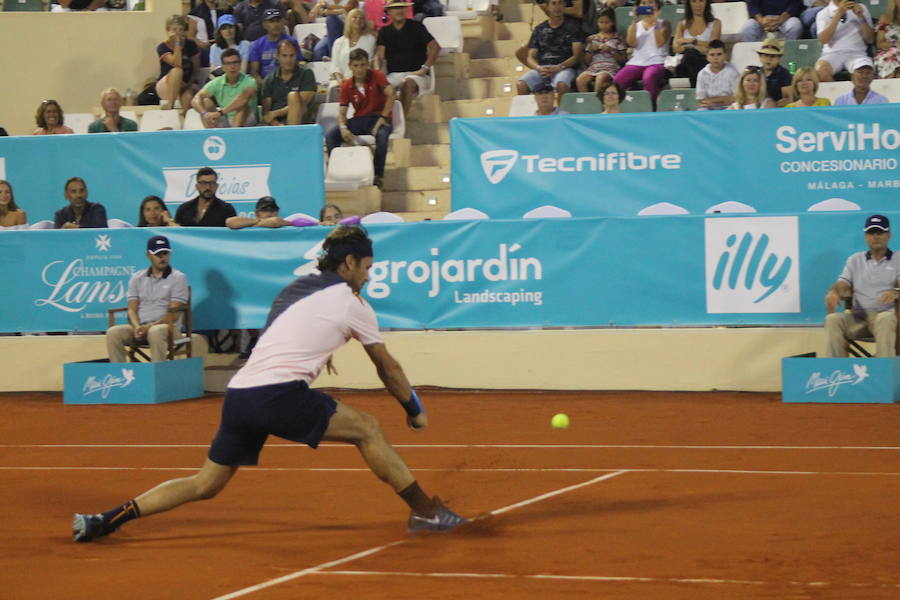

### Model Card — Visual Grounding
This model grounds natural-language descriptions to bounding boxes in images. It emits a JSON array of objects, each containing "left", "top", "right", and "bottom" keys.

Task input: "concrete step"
[
  {"left": 409, "top": 143, "right": 451, "bottom": 168},
  {"left": 469, "top": 57, "right": 527, "bottom": 78},
  {"left": 495, "top": 21, "right": 532, "bottom": 43},
  {"left": 383, "top": 166, "right": 450, "bottom": 192},
  {"left": 437, "top": 75, "right": 520, "bottom": 100},
  {"left": 463, "top": 38, "right": 522, "bottom": 59},
  {"left": 406, "top": 123, "right": 451, "bottom": 145},
  {"left": 326, "top": 186, "right": 382, "bottom": 215},
  {"left": 406, "top": 94, "right": 444, "bottom": 123},
  {"left": 496, "top": 0, "right": 537, "bottom": 23},
  {"left": 441, "top": 97, "right": 513, "bottom": 119},
  {"left": 381, "top": 189, "right": 452, "bottom": 213},
  {"left": 460, "top": 14, "right": 496, "bottom": 41},
  {"left": 433, "top": 53, "right": 470, "bottom": 79}
]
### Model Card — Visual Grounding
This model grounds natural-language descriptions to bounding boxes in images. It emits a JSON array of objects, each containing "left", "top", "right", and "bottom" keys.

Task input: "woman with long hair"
[
  {"left": 673, "top": 0, "right": 721, "bottom": 86},
  {"left": 0, "top": 180, "right": 26, "bottom": 227},
  {"left": 209, "top": 14, "right": 251, "bottom": 76},
  {"left": 137, "top": 196, "right": 180, "bottom": 227},
  {"left": 33, "top": 100, "right": 73, "bottom": 135},
  {"left": 330, "top": 8, "right": 377, "bottom": 82},
  {"left": 729, "top": 66, "right": 773, "bottom": 109},
  {"left": 875, "top": 0, "right": 900, "bottom": 78}
]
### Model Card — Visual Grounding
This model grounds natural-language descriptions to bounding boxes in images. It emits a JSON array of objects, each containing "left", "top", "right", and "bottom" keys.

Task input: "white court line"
[
  {"left": 316, "top": 570, "right": 900, "bottom": 590},
  {"left": 208, "top": 471, "right": 627, "bottom": 600},
  {"left": 3, "top": 443, "right": 900, "bottom": 450},
  {"left": 2, "top": 466, "right": 900, "bottom": 476}
]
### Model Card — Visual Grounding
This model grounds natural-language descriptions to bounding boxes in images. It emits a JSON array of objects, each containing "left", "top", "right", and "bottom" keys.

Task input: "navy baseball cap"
[
  {"left": 256, "top": 196, "right": 279, "bottom": 212},
  {"left": 263, "top": 8, "right": 282, "bottom": 20},
  {"left": 864, "top": 214, "right": 890, "bottom": 232},
  {"left": 147, "top": 235, "right": 171, "bottom": 254}
]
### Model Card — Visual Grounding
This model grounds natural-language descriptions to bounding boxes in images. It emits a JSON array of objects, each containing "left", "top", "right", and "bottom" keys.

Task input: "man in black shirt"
[
  {"left": 54, "top": 177, "right": 108, "bottom": 229},
  {"left": 174, "top": 167, "right": 237, "bottom": 227},
  {"left": 375, "top": 0, "right": 441, "bottom": 118},
  {"left": 516, "top": 0, "right": 584, "bottom": 96}
]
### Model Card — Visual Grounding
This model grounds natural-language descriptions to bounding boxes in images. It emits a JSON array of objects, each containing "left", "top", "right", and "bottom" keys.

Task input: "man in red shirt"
[{"left": 325, "top": 48, "right": 394, "bottom": 189}]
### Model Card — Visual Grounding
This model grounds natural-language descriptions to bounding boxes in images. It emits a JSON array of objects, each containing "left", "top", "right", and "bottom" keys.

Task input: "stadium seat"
[
  {"left": 559, "top": 92, "right": 604, "bottom": 114},
  {"left": 712, "top": 1, "right": 750, "bottom": 43},
  {"left": 817, "top": 81, "right": 852, "bottom": 103},
  {"left": 65, "top": 113, "right": 95, "bottom": 135},
  {"left": 325, "top": 146, "right": 374, "bottom": 191},
  {"left": 349, "top": 101, "right": 406, "bottom": 144},
  {"left": 638, "top": 202, "right": 689, "bottom": 215},
  {"left": 508, "top": 94, "right": 538, "bottom": 116},
  {"left": 361, "top": 211, "right": 405, "bottom": 224},
  {"left": 808, "top": 198, "right": 861, "bottom": 211},
  {"left": 308, "top": 61, "right": 331, "bottom": 87},
  {"left": 859, "top": 0, "right": 888, "bottom": 19},
  {"left": 706, "top": 201, "right": 756, "bottom": 213},
  {"left": 3, "top": 0, "right": 45, "bottom": 10},
  {"left": 445, "top": 0, "right": 490, "bottom": 19},
  {"left": 182, "top": 109, "right": 205, "bottom": 130},
  {"left": 614, "top": 6, "right": 633, "bottom": 37},
  {"left": 871, "top": 79, "right": 900, "bottom": 102},
  {"left": 621, "top": 90, "right": 652, "bottom": 113},
  {"left": 443, "top": 207, "right": 489, "bottom": 220},
  {"left": 522, "top": 205, "right": 572, "bottom": 219},
  {"left": 107, "top": 218, "right": 133, "bottom": 228},
  {"left": 657, "top": 89, "right": 698, "bottom": 111},
  {"left": 316, "top": 101, "right": 340, "bottom": 134},
  {"left": 782, "top": 39, "right": 822, "bottom": 70},
  {"left": 730, "top": 41, "right": 762, "bottom": 73},
  {"left": 660, "top": 3, "right": 686, "bottom": 28},
  {"left": 29, "top": 220, "right": 55, "bottom": 229},
  {"left": 424, "top": 16, "right": 464, "bottom": 54},
  {"left": 120, "top": 110, "right": 138, "bottom": 124},
  {"left": 139, "top": 109, "right": 182, "bottom": 131}
]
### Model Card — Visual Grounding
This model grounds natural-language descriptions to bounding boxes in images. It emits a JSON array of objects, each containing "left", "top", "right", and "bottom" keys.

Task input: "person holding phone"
[
  {"left": 612, "top": 0, "right": 669, "bottom": 106},
  {"left": 815, "top": 0, "right": 874, "bottom": 82},
  {"left": 156, "top": 15, "right": 201, "bottom": 113}
]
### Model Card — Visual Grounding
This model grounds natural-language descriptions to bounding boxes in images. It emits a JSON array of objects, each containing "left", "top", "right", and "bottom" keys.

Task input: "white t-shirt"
[
  {"left": 330, "top": 33, "right": 377, "bottom": 78},
  {"left": 628, "top": 19, "right": 669, "bottom": 67},
  {"left": 696, "top": 62, "right": 740, "bottom": 100},
  {"left": 816, "top": 2, "right": 872, "bottom": 54},
  {"left": 229, "top": 274, "right": 383, "bottom": 388}
]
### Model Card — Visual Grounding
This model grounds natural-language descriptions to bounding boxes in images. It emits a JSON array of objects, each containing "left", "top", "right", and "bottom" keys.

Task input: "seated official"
[
  {"left": 824, "top": 214, "right": 900, "bottom": 357},
  {"left": 193, "top": 48, "right": 259, "bottom": 128},
  {"left": 226, "top": 196, "right": 291, "bottom": 229},
  {"left": 54, "top": 177, "right": 108, "bottom": 229},
  {"left": 106, "top": 236, "right": 191, "bottom": 362}
]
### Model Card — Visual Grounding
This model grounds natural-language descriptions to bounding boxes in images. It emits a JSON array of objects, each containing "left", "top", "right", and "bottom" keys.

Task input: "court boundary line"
[
  {"left": 208, "top": 471, "right": 627, "bottom": 600},
  {"left": 314, "top": 569, "right": 900, "bottom": 590},
  {"left": 4, "top": 443, "right": 900, "bottom": 450}
]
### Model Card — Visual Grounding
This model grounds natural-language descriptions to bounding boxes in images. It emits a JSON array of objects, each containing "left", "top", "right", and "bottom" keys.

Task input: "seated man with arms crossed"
[{"left": 824, "top": 215, "right": 900, "bottom": 357}]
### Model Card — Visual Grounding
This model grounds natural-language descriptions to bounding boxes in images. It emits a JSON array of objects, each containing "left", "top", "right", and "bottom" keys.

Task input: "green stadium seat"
[
  {"left": 3, "top": 0, "right": 45, "bottom": 9},
  {"left": 615, "top": 5, "right": 681, "bottom": 37},
  {"left": 615, "top": 6, "right": 633, "bottom": 38},
  {"left": 560, "top": 92, "right": 604, "bottom": 114},
  {"left": 657, "top": 88, "right": 699, "bottom": 111},
  {"left": 782, "top": 39, "right": 823, "bottom": 71},
  {"left": 621, "top": 90, "right": 653, "bottom": 113},
  {"left": 859, "top": 0, "right": 888, "bottom": 19},
  {"left": 660, "top": 3, "right": 686, "bottom": 29}
]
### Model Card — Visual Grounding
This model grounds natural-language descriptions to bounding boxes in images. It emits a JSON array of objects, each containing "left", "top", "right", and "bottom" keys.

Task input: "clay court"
[{"left": 2, "top": 389, "right": 899, "bottom": 600}]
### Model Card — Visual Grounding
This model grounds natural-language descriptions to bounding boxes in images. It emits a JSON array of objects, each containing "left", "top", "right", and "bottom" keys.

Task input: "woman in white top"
[
  {"left": 330, "top": 8, "right": 377, "bottom": 81},
  {"left": 673, "top": 0, "right": 722, "bottom": 86},
  {"left": 728, "top": 66, "right": 774, "bottom": 109},
  {"left": 613, "top": 0, "right": 671, "bottom": 104}
]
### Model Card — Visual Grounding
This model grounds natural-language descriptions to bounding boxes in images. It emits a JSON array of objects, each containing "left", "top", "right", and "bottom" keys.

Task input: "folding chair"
[
  {"left": 107, "top": 288, "right": 194, "bottom": 361},
  {"left": 842, "top": 295, "right": 900, "bottom": 358}
]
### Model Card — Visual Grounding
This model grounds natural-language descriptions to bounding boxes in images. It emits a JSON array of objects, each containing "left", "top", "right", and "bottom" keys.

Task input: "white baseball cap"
[{"left": 850, "top": 56, "right": 874, "bottom": 72}]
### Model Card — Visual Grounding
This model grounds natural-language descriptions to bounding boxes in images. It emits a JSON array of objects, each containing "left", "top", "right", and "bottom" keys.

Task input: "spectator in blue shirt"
[
  {"left": 833, "top": 57, "right": 889, "bottom": 105},
  {"left": 249, "top": 9, "right": 302, "bottom": 86}
]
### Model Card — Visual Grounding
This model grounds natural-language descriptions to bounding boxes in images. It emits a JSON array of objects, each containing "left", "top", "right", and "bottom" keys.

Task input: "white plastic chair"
[
  {"left": 522, "top": 205, "right": 572, "bottom": 219},
  {"left": 316, "top": 102, "right": 341, "bottom": 134},
  {"left": 349, "top": 102, "right": 406, "bottom": 143},
  {"left": 29, "top": 220, "right": 55, "bottom": 229},
  {"left": 309, "top": 61, "right": 331, "bottom": 86},
  {"left": 66, "top": 113, "right": 96, "bottom": 135},
  {"left": 817, "top": 81, "right": 853, "bottom": 104},
  {"left": 712, "top": 1, "right": 750, "bottom": 43},
  {"left": 637, "top": 202, "right": 689, "bottom": 216},
  {"left": 729, "top": 41, "right": 762, "bottom": 74},
  {"left": 443, "top": 207, "right": 489, "bottom": 220},
  {"left": 706, "top": 201, "right": 756, "bottom": 214},
  {"left": 871, "top": 79, "right": 900, "bottom": 102},
  {"left": 139, "top": 110, "right": 182, "bottom": 131},
  {"left": 182, "top": 109, "right": 205, "bottom": 130},
  {"left": 808, "top": 198, "right": 862, "bottom": 211},
  {"left": 361, "top": 211, "right": 405, "bottom": 224},
  {"left": 423, "top": 16, "right": 463, "bottom": 54},
  {"left": 445, "top": 0, "right": 490, "bottom": 19},
  {"left": 120, "top": 110, "right": 138, "bottom": 124},
  {"left": 325, "top": 146, "right": 374, "bottom": 191},
  {"left": 107, "top": 218, "right": 133, "bottom": 228},
  {"left": 294, "top": 22, "right": 328, "bottom": 44},
  {"left": 508, "top": 95, "right": 538, "bottom": 116}
]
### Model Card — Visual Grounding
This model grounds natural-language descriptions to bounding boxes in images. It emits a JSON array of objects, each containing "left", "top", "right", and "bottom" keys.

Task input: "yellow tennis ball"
[{"left": 551, "top": 413, "right": 570, "bottom": 429}]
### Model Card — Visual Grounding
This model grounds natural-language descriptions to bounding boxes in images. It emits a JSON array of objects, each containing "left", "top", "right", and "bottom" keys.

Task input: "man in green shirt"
[
  {"left": 260, "top": 40, "right": 316, "bottom": 125},
  {"left": 87, "top": 88, "right": 138, "bottom": 133},
  {"left": 192, "top": 48, "right": 259, "bottom": 128}
]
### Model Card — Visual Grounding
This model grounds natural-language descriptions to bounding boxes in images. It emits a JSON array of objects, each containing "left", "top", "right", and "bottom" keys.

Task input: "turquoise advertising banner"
[
  {"left": 0, "top": 211, "right": 892, "bottom": 332},
  {"left": 0, "top": 125, "right": 324, "bottom": 223},
  {"left": 450, "top": 104, "right": 900, "bottom": 218}
]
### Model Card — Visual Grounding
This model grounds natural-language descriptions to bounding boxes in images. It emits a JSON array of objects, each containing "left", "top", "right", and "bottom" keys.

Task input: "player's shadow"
[{"left": 192, "top": 270, "right": 238, "bottom": 338}]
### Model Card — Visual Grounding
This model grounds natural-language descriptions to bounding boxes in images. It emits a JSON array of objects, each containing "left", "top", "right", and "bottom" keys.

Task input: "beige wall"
[
  {"left": 0, "top": 327, "right": 827, "bottom": 392},
  {"left": 0, "top": 0, "right": 180, "bottom": 136}
]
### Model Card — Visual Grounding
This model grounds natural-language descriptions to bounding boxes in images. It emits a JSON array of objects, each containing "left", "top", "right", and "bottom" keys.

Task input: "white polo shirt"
[
  {"left": 229, "top": 272, "right": 383, "bottom": 388},
  {"left": 816, "top": 2, "right": 872, "bottom": 54}
]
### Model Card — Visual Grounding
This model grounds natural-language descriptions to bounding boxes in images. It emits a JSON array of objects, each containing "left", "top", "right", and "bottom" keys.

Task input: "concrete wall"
[
  {"left": 0, "top": 327, "right": 827, "bottom": 392},
  {"left": 0, "top": 0, "right": 180, "bottom": 136}
]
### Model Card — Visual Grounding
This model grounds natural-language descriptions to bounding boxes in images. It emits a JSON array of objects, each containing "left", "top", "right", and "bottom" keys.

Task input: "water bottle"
[
  {"left": 124, "top": 87, "right": 135, "bottom": 106},
  {"left": 788, "top": 61, "right": 796, "bottom": 74},
  {"left": 466, "top": 0, "right": 473, "bottom": 10},
  {"left": 673, "top": 100, "right": 683, "bottom": 111}
]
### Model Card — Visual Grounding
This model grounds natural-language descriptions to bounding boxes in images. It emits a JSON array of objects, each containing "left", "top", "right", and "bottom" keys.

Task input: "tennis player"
[{"left": 73, "top": 225, "right": 466, "bottom": 541}]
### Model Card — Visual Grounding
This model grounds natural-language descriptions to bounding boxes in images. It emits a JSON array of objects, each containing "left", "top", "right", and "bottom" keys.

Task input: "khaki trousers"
[
  {"left": 824, "top": 310, "right": 897, "bottom": 357},
  {"left": 106, "top": 324, "right": 180, "bottom": 362}
]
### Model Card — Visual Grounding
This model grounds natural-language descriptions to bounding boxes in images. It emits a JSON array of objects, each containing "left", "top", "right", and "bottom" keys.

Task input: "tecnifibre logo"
[
  {"left": 705, "top": 217, "right": 800, "bottom": 314},
  {"left": 481, "top": 150, "right": 519, "bottom": 184}
]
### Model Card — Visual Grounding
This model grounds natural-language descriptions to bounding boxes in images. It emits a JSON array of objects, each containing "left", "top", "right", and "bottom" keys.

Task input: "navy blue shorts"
[{"left": 208, "top": 380, "right": 338, "bottom": 466}]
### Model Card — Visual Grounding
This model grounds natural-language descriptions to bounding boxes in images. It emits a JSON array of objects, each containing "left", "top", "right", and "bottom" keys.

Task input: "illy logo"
[
  {"left": 480, "top": 150, "right": 519, "bottom": 184},
  {"left": 705, "top": 216, "right": 800, "bottom": 314}
]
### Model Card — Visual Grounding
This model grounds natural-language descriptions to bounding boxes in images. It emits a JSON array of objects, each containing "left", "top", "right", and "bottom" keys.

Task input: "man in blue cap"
[{"left": 824, "top": 214, "right": 900, "bottom": 357}]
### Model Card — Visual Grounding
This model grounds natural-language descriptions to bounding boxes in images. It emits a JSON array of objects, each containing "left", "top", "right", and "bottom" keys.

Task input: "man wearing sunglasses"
[{"left": 175, "top": 167, "right": 238, "bottom": 227}]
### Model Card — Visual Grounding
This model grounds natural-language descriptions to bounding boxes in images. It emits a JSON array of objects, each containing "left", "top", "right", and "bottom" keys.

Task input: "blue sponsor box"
[
  {"left": 781, "top": 356, "right": 900, "bottom": 403},
  {"left": 63, "top": 358, "right": 204, "bottom": 405}
]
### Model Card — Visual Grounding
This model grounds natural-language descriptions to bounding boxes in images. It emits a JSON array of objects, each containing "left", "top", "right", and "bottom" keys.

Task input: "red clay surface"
[{"left": 1, "top": 390, "right": 898, "bottom": 600}]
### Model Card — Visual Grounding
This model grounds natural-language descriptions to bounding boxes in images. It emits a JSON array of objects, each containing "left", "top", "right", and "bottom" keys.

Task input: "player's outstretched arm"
[{"left": 364, "top": 342, "right": 428, "bottom": 429}]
